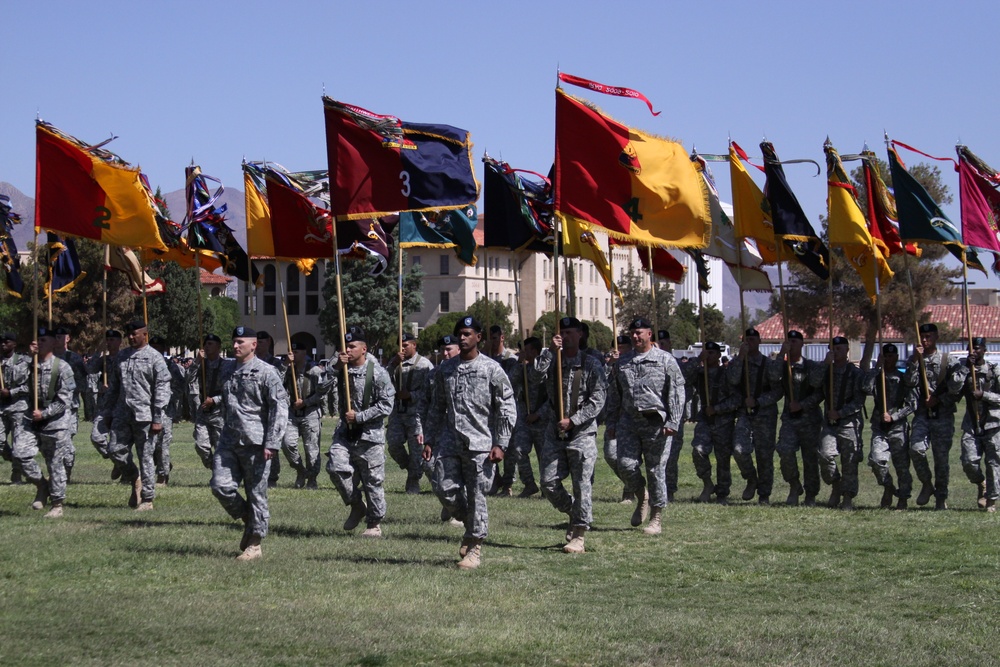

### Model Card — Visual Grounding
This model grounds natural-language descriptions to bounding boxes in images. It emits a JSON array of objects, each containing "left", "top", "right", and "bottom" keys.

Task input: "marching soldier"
[
  {"left": 686, "top": 342, "right": 740, "bottom": 504},
  {"left": 423, "top": 334, "right": 465, "bottom": 525},
  {"left": 536, "top": 317, "right": 607, "bottom": 551},
  {"left": 908, "top": 323, "right": 961, "bottom": 510},
  {"left": 605, "top": 318, "right": 685, "bottom": 534},
  {"left": 1, "top": 333, "right": 29, "bottom": 484},
  {"left": 385, "top": 332, "right": 434, "bottom": 494},
  {"left": 87, "top": 329, "right": 122, "bottom": 471},
  {"left": 501, "top": 336, "right": 545, "bottom": 498},
  {"left": 727, "top": 328, "right": 782, "bottom": 504},
  {"left": 423, "top": 316, "right": 517, "bottom": 569},
  {"left": 104, "top": 321, "right": 170, "bottom": 511},
  {"left": 17, "top": 328, "right": 76, "bottom": 517},
  {"left": 488, "top": 325, "right": 519, "bottom": 496},
  {"left": 54, "top": 326, "right": 86, "bottom": 480},
  {"left": 255, "top": 330, "right": 286, "bottom": 488},
  {"left": 150, "top": 335, "right": 185, "bottom": 486},
  {"left": 187, "top": 334, "right": 225, "bottom": 472},
  {"left": 949, "top": 337, "right": 1000, "bottom": 512},
  {"left": 326, "top": 326, "right": 394, "bottom": 538},
  {"left": 863, "top": 344, "right": 918, "bottom": 510},
  {"left": 604, "top": 334, "right": 634, "bottom": 504},
  {"left": 210, "top": 326, "right": 289, "bottom": 560},
  {"left": 774, "top": 331, "right": 825, "bottom": 506},
  {"left": 282, "top": 342, "right": 331, "bottom": 489},
  {"left": 813, "top": 336, "right": 865, "bottom": 510}
]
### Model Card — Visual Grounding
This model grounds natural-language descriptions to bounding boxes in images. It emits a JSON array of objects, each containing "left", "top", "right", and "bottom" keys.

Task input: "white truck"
[{"left": 673, "top": 342, "right": 731, "bottom": 360}]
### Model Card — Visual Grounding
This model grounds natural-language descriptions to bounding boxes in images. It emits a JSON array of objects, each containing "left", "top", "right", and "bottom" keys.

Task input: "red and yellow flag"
[
  {"left": 34, "top": 122, "right": 166, "bottom": 251},
  {"left": 728, "top": 142, "right": 778, "bottom": 264},
  {"left": 553, "top": 89, "right": 709, "bottom": 248}
]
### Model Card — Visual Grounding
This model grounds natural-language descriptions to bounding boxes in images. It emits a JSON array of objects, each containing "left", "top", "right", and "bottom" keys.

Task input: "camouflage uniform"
[
  {"left": 863, "top": 365, "right": 917, "bottom": 499},
  {"left": 605, "top": 347, "right": 685, "bottom": 509},
  {"left": 16, "top": 357, "right": 76, "bottom": 503},
  {"left": 727, "top": 352, "right": 781, "bottom": 501},
  {"left": 88, "top": 351, "right": 120, "bottom": 459},
  {"left": 908, "top": 351, "right": 961, "bottom": 502},
  {"left": 424, "top": 353, "right": 516, "bottom": 540},
  {"left": 187, "top": 357, "right": 225, "bottom": 469},
  {"left": 503, "top": 356, "right": 547, "bottom": 490},
  {"left": 105, "top": 344, "right": 171, "bottom": 504},
  {"left": 210, "top": 356, "right": 289, "bottom": 539},
  {"left": 950, "top": 359, "right": 1000, "bottom": 501},
  {"left": 603, "top": 358, "right": 624, "bottom": 479},
  {"left": 154, "top": 358, "right": 186, "bottom": 480},
  {"left": 57, "top": 349, "right": 86, "bottom": 474},
  {"left": 685, "top": 362, "right": 739, "bottom": 497},
  {"left": 1, "top": 351, "right": 30, "bottom": 474},
  {"left": 491, "top": 349, "right": 522, "bottom": 489},
  {"left": 385, "top": 352, "right": 434, "bottom": 484},
  {"left": 536, "top": 348, "right": 607, "bottom": 529},
  {"left": 665, "top": 369, "right": 694, "bottom": 499},
  {"left": 775, "top": 357, "right": 825, "bottom": 500},
  {"left": 282, "top": 361, "right": 331, "bottom": 485},
  {"left": 259, "top": 353, "right": 287, "bottom": 485},
  {"left": 813, "top": 362, "right": 865, "bottom": 499},
  {"left": 325, "top": 353, "right": 395, "bottom": 526}
]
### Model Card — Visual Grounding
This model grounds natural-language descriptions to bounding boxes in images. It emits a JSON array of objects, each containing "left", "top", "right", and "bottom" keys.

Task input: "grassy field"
[{"left": 1, "top": 417, "right": 998, "bottom": 667}]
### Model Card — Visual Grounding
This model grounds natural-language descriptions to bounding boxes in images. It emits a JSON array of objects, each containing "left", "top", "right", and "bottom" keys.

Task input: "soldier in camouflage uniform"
[
  {"left": 605, "top": 318, "right": 685, "bottom": 534},
  {"left": 503, "top": 336, "right": 545, "bottom": 498},
  {"left": 812, "top": 336, "right": 866, "bottom": 510},
  {"left": 54, "top": 326, "right": 86, "bottom": 479},
  {"left": 210, "top": 326, "right": 289, "bottom": 561},
  {"left": 604, "top": 335, "right": 634, "bottom": 504},
  {"left": 282, "top": 342, "right": 331, "bottom": 489},
  {"left": 685, "top": 342, "right": 739, "bottom": 504},
  {"left": 908, "top": 323, "right": 961, "bottom": 510},
  {"left": 150, "top": 335, "right": 185, "bottom": 486},
  {"left": 727, "top": 328, "right": 781, "bottom": 504},
  {"left": 949, "top": 337, "right": 1000, "bottom": 512},
  {"left": 863, "top": 344, "right": 917, "bottom": 510},
  {"left": 255, "top": 331, "right": 287, "bottom": 487},
  {"left": 488, "top": 325, "right": 520, "bottom": 496},
  {"left": 104, "top": 321, "right": 171, "bottom": 511},
  {"left": 423, "top": 316, "right": 517, "bottom": 569},
  {"left": 657, "top": 330, "right": 686, "bottom": 503},
  {"left": 1, "top": 333, "right": 29, "bottom": 484},
  {"left": 187, "top": 334, "right": 225, "bottom": 472},
  {"left": 423, "top": 335, "right": 465, "bottom": 525},
  {"left": 774, "top": 331, "right": 825, "bottom": 506},
  {"left": 15, "top": 328, "right": 76, "bottom": 517},
  {"left": 326, "top": 326, "right": 394, "bottom": 538},
  {"left": 535, "top": 318, "right": 607, "bottom": 551},
  {"left": 89, "top": 330, "right": 126, "bottom": 480},
  {"left": 385, "top": 332, "right": 434, "bottom": 494}
]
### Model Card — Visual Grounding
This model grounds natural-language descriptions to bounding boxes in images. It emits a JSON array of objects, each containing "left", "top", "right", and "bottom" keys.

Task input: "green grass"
[{"left": 1, "top": 416, "right": 997, "bottom": 666}]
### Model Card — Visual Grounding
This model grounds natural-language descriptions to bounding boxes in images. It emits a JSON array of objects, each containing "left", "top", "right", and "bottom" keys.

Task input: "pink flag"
[{"left": 958, "top": 155, "right": 1000, "bottom": 274}]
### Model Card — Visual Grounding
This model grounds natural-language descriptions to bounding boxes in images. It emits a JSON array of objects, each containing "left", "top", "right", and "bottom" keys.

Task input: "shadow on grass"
[
  {"left": 120, "top": 542, "right": 229, "bottom": 559},
  {"left": 270, "top": 524, "right": 331, "bottom": 539},
  {"left": 306, "top": 552, "right": 454, "bottom": 567}
]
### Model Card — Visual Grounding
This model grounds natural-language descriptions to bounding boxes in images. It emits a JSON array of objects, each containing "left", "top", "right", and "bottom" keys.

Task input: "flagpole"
[
  {"left": 647, "top": 247, "right": 658, "bottom": 331},
  {"left": 961, "top": 248, "right": 980, "bottom": 430},
  {"left": 194, "top": 251, "right": 208, "bottom": 396},
  {"left": 247, "top": 254, "right": 256, "bottom": 330},
  {"left": 32, "top": 229, "right": 39, "bottom": 412},
  {"left": 330, "top": 222, "right": 352, "bottom": 412},
  {"left": 483, "top": 246, "right": 491, "bottom": 350},
  {"left": 514, "top": 254, "right": 524, "bottom": 344},
  {"left": 102, "top": 245, "right": 109, "bottom": 389},
  {"left": 276, "top": 261, "right": 299, "bottom": 403},
  {"left": 397, "top": 242, "right": 404, "bottom": 388},
  {"left": 901, "top": 250, "right": 931, "bottom": 404},
  {"left": 139, "top": 248, "right": 148, "bottom": 327},
  {"left": 777, "top": 254, "right": 795, "bottom": 403},
  {"left": 872, "top": 244, "right": 887, "bottom": 417},
  {"left": 827, "top": 250, "right": 835, "bottom": 407},
  {"left": 553, "top": 216, "right": 564, "bottom": 422},
  {"left": 698, "top": 285, "right": 709, "bottom": 414},
  {"left": 47, "top": 257, "right": 53, "bottom": 329},
  {"left": 609, "top": 248, "right": 619, "bottom": 353}
]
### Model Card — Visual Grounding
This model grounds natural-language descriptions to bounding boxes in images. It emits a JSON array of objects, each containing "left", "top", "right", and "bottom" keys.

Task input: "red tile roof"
[
  {"left": 199, "top": 269, "right": 232, "bottom": 285},
  {"left": 757, "top": 304, "right": 1000, "bottom": 342}
]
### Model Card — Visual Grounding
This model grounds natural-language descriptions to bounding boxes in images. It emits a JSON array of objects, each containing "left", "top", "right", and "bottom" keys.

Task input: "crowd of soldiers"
[{"left": 1, "top": 315, "right": 996, "bottom": 568}]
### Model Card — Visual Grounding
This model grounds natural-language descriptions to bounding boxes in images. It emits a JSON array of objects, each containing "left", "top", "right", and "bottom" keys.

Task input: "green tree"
[
  {"left": 773, "top": 159, "right": 961, "bottom": 364},
  {"left": 416, "top": 297, "right": 518, "bottom": 355},
  {"left": 319, "top": 245, "right": 424, "bottom": 356},
  {"left": 146, "top": 260, "right": 212, "bottom": 350},
  {"left": 616, "top": 268, "right": 675, "bottom": 335},
  {"left": 204, "top": 292, "right": 239, "bottom": 344}
]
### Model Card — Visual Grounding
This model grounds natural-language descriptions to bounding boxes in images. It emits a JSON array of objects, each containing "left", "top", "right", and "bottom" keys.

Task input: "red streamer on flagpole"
[{"left": 558, "top": 72, "right": 660, "bottom": 116}]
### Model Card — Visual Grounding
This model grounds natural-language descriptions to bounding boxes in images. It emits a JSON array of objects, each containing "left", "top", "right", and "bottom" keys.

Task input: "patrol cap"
[
  {"left": 918, "top": 322, "right": 938, "bottom": 334},
  {"left": 629, "top": 317, "right": 654, "bottom": 331},
  {"left": 831, "top": 336, "right": 849, "bottom": 346},
  {"left": 255, "top": 330, "right": 272, "bottom": 340},
  {"left": 489, "top": 325, "right": 503, "bottom": 335},
  {"left": 559, "top": 316, "right": 582, "bottom": 330},
  {"left": 54, "top": 325, "right": 71, "bottom": 336},
  {"left": 745, "top": 327, "right": 761, "bottom": 338},
  {"left": 971, "top": 336, "right": 986, "bottom": 348},
  {"left": 401, "top": 332, "right": 416, "bottom": 343},
  {"left": 204, "top": 334, "right": 222, "bottom": 344},
  {"left": 149, "top": 335, "right": 167, "bottom": 347},
  {"left": 37, "top": 326, "right": 55, "bottom": 339},
  {"left": 106, "top": 329, "right": 123, "bottom": 339},
  {"left": 1, "top": 332, "right": 16, "bottom": 342},
  {"left": 344, "top": 326, "right": 366, "bottom": 343},
  {"left": 232, "top": 325, "right": 256, "bottom": 339},
  {"left": 787, "top": 330, "right": 804, "bottom": 340},
  {"left": 705, "top": 341, "right": 722, "bottom": 352},
  {"left": 882, "top": 343, "right": 899, "bottom": 355},
  {"left": 439, "top": 334, "right": 458, "bottom": 347},
  {"left": 125, "top": 320, "right": 147, "bottom": 334},
  {"left": 616, "top": 334, "right": 631, "bottom": 345},
  {"left": 657, "top": 329, "right": 671, "bottom": 341},
  {"left": 454, "top": 316, "right": 482, "bottom": 334}
]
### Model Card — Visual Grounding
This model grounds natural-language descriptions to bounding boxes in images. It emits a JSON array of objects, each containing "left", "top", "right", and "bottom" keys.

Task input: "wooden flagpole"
[
  {"left": 777, "top": 253, "right": 795, "bottom": 403},
  {"left": 277, "top": 261, "right": 299, "bottom": 403},
  {"left": 330, "top": 220, "right": 351, "bottom": 411},
  {"left": 553, "top": 217, "right": 564, "bottom": 421},
  {"left": 609, "top": 249, "right": 619, "bottom": 353},
  {"left": 962, "top": 248, "right": 980, "bottom": 430},
  {"left": 397, "top": 243, "right": 404, "bottom": 388},
  {"left": 647, "top": 247, "right": 658, "bottom": 331},
  {"left": 483, "top": 246, "right": 491, "bottom": 351},
  {"left": 32, "top": 229, "right": 40, "bottom": 412},
  {"left": 102, "top": 245, "right": 109, "bottom": 388}
]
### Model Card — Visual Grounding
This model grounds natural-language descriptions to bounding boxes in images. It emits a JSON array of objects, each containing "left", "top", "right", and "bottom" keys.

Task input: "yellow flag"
[
  {"left": 243, "top": 169, "right": 315, "bottom": 275},
  {"left": 729, "top": 144, "right": 778, "bottom": 264},
  {"left": 825, "top": 144, "right": 892, "bottom": 301},
  {"left": 559, "top": 213, "right": 622, "bottom": 298}
]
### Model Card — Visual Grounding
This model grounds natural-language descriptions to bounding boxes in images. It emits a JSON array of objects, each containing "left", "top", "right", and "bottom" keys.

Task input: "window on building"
[
  {"left": 305, "top": 266, "right": 320, "bottom": 291},
  {"left": 264, "top": 295, "right": 276, "bottom": 316},
  {"left": 264, "top": 264, "right": 276, "bottom": 292},
  {"left": 440, "top": 291, "right": 450, "bottom": 312},
  {"left": 507, "top": 258, "right": 512, "bottom": 275},
  {"left": 286, "top": 264, "right": 300, "bottom": 292},
  {"left": 411, "top": 254, "right": 421, "bottom": 267},
  {"left": 508, "top": 294, "right": 512, "bottom": 308},
  {"left": 306, "top": 294, "right": 320, "bottom": 315},
  {"left": 440, "top": 254, "right": 450, "bottom": 275},
  {"left": 475, "top": 291, "right": 480, "bottom": 302},
  {"left": 287, "top": 294, "right": 300, "bottom": 316},
  {"left": 605, "top": 298, "right": 610, "bottom": 317},
  {"left": 543, "top": 259, "right": 549, "bottom": 280}
]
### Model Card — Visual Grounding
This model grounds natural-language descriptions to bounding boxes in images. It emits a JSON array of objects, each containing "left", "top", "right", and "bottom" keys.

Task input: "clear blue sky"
[{"left": 4, "top": 0, "right": 999, "bottom": 285}]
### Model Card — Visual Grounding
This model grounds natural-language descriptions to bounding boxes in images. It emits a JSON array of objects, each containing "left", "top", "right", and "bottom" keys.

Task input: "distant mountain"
[
  {"left": 162, "top": 186, "right": 248, "bottom": 247},
  {"left": 0, "top": 182, "right": 37, "bottom": 250}
]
